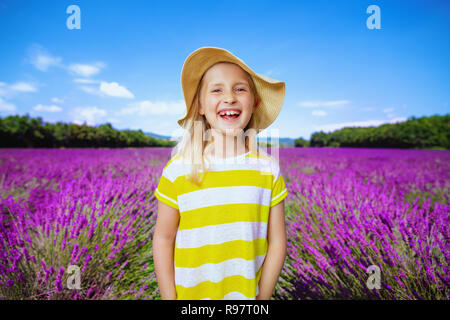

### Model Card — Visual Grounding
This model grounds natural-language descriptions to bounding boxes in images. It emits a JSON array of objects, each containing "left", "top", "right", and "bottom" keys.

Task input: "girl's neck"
[{"left": 206, "top": 130, "right": 248, "bottom": 159}]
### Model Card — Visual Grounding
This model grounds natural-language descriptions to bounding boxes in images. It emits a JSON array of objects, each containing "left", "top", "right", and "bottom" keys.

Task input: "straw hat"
[{"left": 177, "top": 47, "right": 285, "bottom": 132}]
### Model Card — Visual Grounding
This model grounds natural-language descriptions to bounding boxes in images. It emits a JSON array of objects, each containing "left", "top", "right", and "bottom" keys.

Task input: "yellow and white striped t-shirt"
[{"left": 154, "top": 150, "right": 288, "bottom": 300}]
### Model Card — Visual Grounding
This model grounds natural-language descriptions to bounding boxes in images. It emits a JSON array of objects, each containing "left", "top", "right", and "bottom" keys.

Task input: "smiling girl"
[{"left": 153, "top": 47, "right": 288, "bottom": 300}]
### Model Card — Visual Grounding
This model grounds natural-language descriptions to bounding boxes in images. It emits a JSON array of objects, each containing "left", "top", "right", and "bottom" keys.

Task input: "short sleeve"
[
  {"left": 155, "top": 166, "right": 179, "bottom": 210},
  {"left": 270, "top": 165, "right": 288, "bottom": 207}
]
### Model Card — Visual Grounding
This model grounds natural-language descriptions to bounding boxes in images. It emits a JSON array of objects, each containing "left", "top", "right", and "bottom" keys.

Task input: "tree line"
[
  {"left": 294, "top": 114, "right": 449, "bottom": 149},
  {"left": 0, "top": 114, "right": 176, "bottom": 148},
  {"left": 1, "top": 113, "right": 448, "bottom": 149}
]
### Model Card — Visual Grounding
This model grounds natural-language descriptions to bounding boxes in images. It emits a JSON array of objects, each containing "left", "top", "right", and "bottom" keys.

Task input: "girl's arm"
[
  {"left": 256, "top": 200, "right": 287, "bottom": 300},
  {"left": 153, "top": 200, "right": 180, "bottom": 300}
]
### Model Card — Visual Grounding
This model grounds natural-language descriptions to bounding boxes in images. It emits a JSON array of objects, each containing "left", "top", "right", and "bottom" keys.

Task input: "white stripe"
[
  {"left": 167, "top": 156, "right": 275, "bottom": 182},
  {"left": 175, "top": 255, "right": 266, "bottom": 288},
  {"left": 271, "top": 188, "right": 287, "bottom": 202},
  {"left": 200, "top": 292, "right": 255, "bottom": 300},
  {"left": 272, "top": 168, "right": 281, "bottom": 186},
  {"left": 155, "top": 188, "right": 177, "bottom": 206},
  {"left": 162, "top": 166, "right": 178, "bottom": 183},
  {"left": 222, "top": 291, "right": 255, "bottom": 300},
  {"left": 175, "top": 221, "right": 268, "bottom": 248},
  {"left": 204, "top": 151, "right": 251, "bottom": 163},
  {"left": 177, "top": 186, "right": 272, "bottom": 212},
  {"left": 207, "top": 162, "right": 273, "bottom": 177}
]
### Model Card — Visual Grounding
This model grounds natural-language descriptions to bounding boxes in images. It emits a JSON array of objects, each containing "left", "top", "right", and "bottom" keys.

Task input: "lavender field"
[{"left": 0, "top": 147, "right": 448, "bottom": 300}]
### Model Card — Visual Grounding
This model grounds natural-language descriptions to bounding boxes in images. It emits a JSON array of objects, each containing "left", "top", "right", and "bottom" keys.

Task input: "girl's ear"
[
  {"left": 254, "top": 97, "right": 260, "bottom": 108},
  {"left": 198, "top": 96, "right": 204, "bottom": 115}
]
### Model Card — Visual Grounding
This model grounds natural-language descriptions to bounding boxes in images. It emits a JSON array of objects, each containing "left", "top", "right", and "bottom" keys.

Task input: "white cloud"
[
  {"left": 76, "top": 80, "right": 134, "bottom": 99},
  {"left": 27, "top": 44, "right": 63, "bottom": 71},
  {"left": 389, "top": 117, "right": 407, "bottom": 123},
  {"left": 125, "top": 119, "right": 183, "bottom": 139},
  {"left": 51, "top": 97, "right": 64, "bottom": 103},
  {"left": 9, "top": 82, "right": 37, "bottom": 92},
  {"left": 118, "top": 99, "right": 185, "bottom": 116},
  {"left": 386, "top": 113, "right": 397, "bottom": 119},
  {"left": 0, "top": 81, "right": 38, "bottom": 98},
  {"left": 381, "top": 108, "right": 398, "bottom": 119},
  {"left": 0, "top": 97, "right": 17, "bottom": 112},
  {"left": 68, "top": 62, "right": 105, "bottom": 77},
  {"left": 71, "top": 106, "right": 107, "bottom": 126},
  {"left": 106, "top": 118, "right": 119, "bottom": 124},
  {"left": 33, "top": 54, "right": 62, "bottom": 71},
  {"left": 299, "top": 100, "right": 350, "bottom": 107},
  {"left": 79, "top": 85, "right": 101, "bottom": 96},
  {"left": 34, "top": 104, "right": 62, "bottom": 112},
  {"left": 99, "top": 81, "right": 134, "bottom": 98},
  {"left": 312, "top": 110, "right": 327, "bottom": 116},
  {"left": 74, "top": 78, "right": 100, "bottom": 84},
  {"left": 0, "top": 84, "right": 7, "bottom": 97},
  {"left": 0, "top": 87, "right": 6, "bottom": 98},
  {"left": 27, "top": 44, "right": 107, "bottom": 81},
  {"left": 263, "top": 68, "right": 280, "bottom": 78},
  {"left": 314, "top": 117, "right": 407, "bottom": 133}
]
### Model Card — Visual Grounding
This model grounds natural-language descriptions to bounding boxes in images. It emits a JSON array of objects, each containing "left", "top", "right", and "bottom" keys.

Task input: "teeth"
[{"left": 220, "top": 110, "right": 240, "bottom": 116}]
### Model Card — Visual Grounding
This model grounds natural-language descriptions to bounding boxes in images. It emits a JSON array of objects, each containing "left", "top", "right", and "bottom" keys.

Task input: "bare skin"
[{"left": 198, "top": 62, "right": 258, "bottom": 158}]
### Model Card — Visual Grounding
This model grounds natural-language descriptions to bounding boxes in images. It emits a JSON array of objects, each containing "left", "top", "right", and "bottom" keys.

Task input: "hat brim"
[{"left": 178, "top": 47, "right": 285, "bottom": 132}]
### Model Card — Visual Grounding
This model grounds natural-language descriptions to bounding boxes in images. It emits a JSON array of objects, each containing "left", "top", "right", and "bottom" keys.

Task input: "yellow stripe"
[
  {"left": 157, "top": 175, "right": 178, "bottom": 200},
  {"left": 154, "top": 189, "right": 179, "bottom": 210},
  {"left": 163, "top": 154, "right": 180, "bottom": 170},
  {"left": 176, "top": 271, "right": 262, "bottom": 300},
  {"left": 174, "top": 238, "right": 267, "bottom": 268},
  {"left": 247, "top": 150, "right": 272, "bottom": 160},
  {"left": 272, "top": 174, "right": 286, "bottom": 195},
  {"left": 179, "top": 203, "right": 269, "bottom": 230},
  {"left": 175, "top": 170, "right": 273, "bottom": 195},
  {"left": 270, "top": 188, "right": 288, "bottom": 207}
]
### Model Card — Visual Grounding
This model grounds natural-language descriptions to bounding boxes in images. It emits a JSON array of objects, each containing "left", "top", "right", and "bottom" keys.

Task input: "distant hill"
[
  {"left": 144, "top": 131, "right": 173, "bottom": 140},
  {"left": 260, "top": 137, "right": 295, "bottom": 146}
]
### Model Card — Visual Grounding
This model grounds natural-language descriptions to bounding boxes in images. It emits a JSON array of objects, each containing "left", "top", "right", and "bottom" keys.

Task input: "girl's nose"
[{"left": 223, "top": 91, "right": 236, "bottom": 104}]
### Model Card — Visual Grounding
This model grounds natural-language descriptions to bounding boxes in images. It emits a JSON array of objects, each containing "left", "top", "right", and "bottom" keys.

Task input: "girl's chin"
[{"left": 210, "top": 126, "right": 245, "bottom": 135}]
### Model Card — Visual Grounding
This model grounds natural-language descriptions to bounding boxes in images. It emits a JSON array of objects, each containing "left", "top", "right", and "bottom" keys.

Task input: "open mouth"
[{"left": 218, "top": 110, "right": 241, "bottom": 121}]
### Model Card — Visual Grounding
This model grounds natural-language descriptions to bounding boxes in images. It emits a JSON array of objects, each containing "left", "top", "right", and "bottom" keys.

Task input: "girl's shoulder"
[
  {"left": 163, "top": 154, "right": 182, "bottom": 169},
  {"left": 159, "top": 154, "right": 187, "bottom": 182},
  {"left": 248, "top": 148, "right": 280, "bottom": 165},
  {"left": 247, "top": 149, "right": 282, "bottom": 176},
  {"left": 248, "top": 149, "right": 271, "bottom": 160}
]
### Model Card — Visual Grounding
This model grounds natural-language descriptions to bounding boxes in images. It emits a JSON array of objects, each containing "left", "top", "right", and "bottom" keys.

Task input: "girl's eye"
[{"left": 211, "top": 88, "right": 246, "bottom": 93}]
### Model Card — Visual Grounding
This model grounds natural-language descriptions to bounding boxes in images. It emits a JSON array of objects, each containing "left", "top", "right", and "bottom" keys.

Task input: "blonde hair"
[{"left": 173, "top": 62, "right": 261, "bottom": 186}]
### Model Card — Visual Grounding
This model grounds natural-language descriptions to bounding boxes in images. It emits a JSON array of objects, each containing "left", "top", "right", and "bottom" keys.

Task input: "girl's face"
[{"left": 198, "top": 62, "right": 258, "bottom": 133}]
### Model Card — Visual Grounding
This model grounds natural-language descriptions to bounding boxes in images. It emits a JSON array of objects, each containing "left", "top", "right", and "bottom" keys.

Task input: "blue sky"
[{"left": 0, "top": 0, "right": 449, "bottom": 139}]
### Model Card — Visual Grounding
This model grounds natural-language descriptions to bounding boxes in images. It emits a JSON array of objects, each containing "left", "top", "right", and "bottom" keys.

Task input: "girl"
[{"left": 153, "top": 47, "right": 288, "bottom": 300}]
